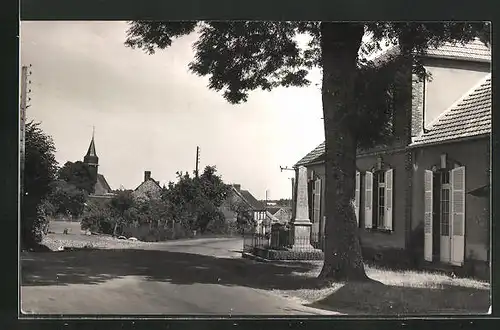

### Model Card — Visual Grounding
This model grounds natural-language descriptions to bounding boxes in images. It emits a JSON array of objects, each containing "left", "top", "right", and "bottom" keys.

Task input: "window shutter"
[
  {"left": 424, "top": 169, "right": 433, "bottom": 262},
  {"left": 451, "top": 166, "right": 466, "bottom": 266},
  {"left": 384, "top": 169, "right": 394, "bottom": 231},
  {"left": 291, "top": 177, "right": 296, "bottom": 219},
  {"left": 364, "top": 171, "right": 373, "bottom": 229},
  {"left": 355, "top": 171, "right": 361, "bottom": 226},
  {"left": 313, "top": 178, "right": 321, "bottom": 224}
]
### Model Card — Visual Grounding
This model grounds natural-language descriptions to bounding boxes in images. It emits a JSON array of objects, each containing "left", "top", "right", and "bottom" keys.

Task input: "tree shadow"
[
  {"left": 21, "top": 248, "right": 322, "bottom": 291},
  {"left": 308, "top": 281, "right": 490, "bottom": 315}
]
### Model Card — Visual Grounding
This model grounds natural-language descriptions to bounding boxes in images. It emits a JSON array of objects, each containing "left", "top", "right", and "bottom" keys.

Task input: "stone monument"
[{"left": 290, "top": 166, "right": 319, "bottom": 251}]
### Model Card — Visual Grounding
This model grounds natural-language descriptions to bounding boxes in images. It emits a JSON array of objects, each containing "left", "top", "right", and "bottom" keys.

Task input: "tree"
[
  {"left": 109, "top": 190, "right": 136, "bottom": 236},
  {"left": 125, "top": 22, "right": 490, "bottom": 281},
  {"left": 47, "top": 180, "right": 87, "bottom": 217},
  {"left": 162, "top": 166, "right": 231, "bottom": 233},
  {"left": 58, "top": 161, "right": 97, "bottom": 195},
  {"left": 22, "top": 121, "right": 58, "bottom": 248}
]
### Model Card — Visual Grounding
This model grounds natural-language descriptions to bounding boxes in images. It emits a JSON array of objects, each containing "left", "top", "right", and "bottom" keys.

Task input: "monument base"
[{"left": 289, "top": 221, "right": 321, "bottom": 252}]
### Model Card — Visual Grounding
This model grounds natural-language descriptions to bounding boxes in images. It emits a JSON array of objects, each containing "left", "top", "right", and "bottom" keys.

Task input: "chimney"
[
  {"left": 144, "top": 171, "right": 151, "bottom": 182},
  {"left": 233, "top": 184, "right": 241, "bottom": 191}
]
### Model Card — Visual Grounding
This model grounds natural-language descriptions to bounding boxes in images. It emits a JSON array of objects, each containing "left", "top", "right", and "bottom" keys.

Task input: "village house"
[
  {"left": 132, "top": 171, "right": 162, "bottom": 200},
  {"left": 293, "top": 39, "right": 491, "bottom": 279},
  {"left": 221, "top": 184, "right": 277, "bottom": 231},
  {"left": 266, "top": 206, "right": 292, "bottom": 224}
]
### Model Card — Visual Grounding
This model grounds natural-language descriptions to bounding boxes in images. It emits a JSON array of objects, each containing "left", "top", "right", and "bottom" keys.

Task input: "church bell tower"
[{"left": 83, "top": 126, "right": 99, "bottom": 180}]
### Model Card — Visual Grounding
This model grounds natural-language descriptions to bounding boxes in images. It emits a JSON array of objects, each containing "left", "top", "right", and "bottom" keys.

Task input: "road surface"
[{"left": 21, "top": 237, "right": 337, "bottom": 316}]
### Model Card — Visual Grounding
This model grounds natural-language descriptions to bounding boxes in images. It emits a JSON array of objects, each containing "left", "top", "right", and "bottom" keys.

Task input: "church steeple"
[{"left": 83, "top": 126, "right": 99, "bottom": 176}]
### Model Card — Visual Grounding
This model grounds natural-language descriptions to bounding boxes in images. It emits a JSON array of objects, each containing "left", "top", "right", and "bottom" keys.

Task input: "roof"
[
  {"left": 294, "top": 142, "right": 325, "bottom": 167},
  {"left": 86, "top": 136, "right": 97, "bottom": 158},
  {"left": 134, "top": 178, "right": 161, "bottom": 191},
  {"left": 239, "top": 189, "right": 266, "bottom": 210},
  {"left": 295, "top": 40, "right": 491, "bottom": 167},
  {"left": 372, "top": 38, "right": 490, "bottom": 65},
  {"left": 266, "top": 207, "right": 283, "bottom": 215},
  {"left": 97, "top": 174, "right": 112, "bottom": 193},
  {"left": 411, "top": 74, "right": 491, "bottom": 146}
]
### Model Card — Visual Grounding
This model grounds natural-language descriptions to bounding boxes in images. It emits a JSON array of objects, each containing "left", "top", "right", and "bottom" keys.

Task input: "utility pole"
[
  {"left": 20, "top": 65, "right": 31, "bottom": 195},
  {"left": 195, "top": 146, "right": 200, "bottom": 178}
]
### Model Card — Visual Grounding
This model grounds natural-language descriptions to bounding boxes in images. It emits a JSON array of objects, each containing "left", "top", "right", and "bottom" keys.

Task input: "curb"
[{"left": 241, "top": 252, "right": 270, "bottom": 263}]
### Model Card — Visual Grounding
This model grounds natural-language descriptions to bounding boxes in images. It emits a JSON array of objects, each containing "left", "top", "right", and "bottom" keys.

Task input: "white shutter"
[
  {"left": 364, "top": 171, "right": 373, "bottom": 229},
  {"left": 451, "top": 166, "right": 466, "bottom": 266},
  {"left": 424, "top": 169, "right": 433, "bottom": 262},
  {"left": 312, "top": 178, "right": 321, "bottom": 238},
  {"left": 354, "top": 171, "right": 361, "bottom": 226},
  {"left": 291, "top": 177, "right": 296, "bottom": 220},
  {"left": 384, "top": 169, "right": 394, "bottom": 231}
]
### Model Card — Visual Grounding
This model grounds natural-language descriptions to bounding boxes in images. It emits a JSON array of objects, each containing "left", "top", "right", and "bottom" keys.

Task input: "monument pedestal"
[{"left": 289, "top": 221, "right": 319, "bottom": 251}]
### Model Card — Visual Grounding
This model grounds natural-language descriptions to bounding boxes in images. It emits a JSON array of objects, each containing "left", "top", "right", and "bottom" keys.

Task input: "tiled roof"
[
  {"left": 239, "top": 189, "right": 266, "bottom": 210},
  {"left": 266, "top": 207, "right": 283, "bottom": 215},
  {"left": 96, "top": 174, "right": 112, "bottom": 193},
  {"left": 425, "top": 39, "right": 490, "bottom": 62},
  {"left": 371, "top": 38, "right": 490, "bottom": 65},
  {"left": 411, "top": 75, "right": 491, "bottom": 146},
  {"left": 295, "top": 40, "right": 491, "bottom": 167},
  {"left": 294, "top": 142, "right": 325, "bottom": 167}
]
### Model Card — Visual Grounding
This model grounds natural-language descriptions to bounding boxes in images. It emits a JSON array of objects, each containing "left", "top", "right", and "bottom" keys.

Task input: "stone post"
[{"left": 290, "top": 166, "right": 317, "bottom": 251}]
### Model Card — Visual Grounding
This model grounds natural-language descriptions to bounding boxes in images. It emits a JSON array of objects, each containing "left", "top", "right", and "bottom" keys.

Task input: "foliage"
[
  {"left": 22, "top": 121, "right": 58, "bottom": 248},
  {"left": 83, "top": 166, "right": 232, "bottom": 240},
  {"left": 58, "top": 161, "right": 97, "bottom": 195},
  {"left": 81, "top": 199, "right": 115, "bottom": 234},
  {"left": 47, "top": 180, "right": 87, "bottom": 217},
  {"left": 162, "top": 166, "right": 231, "bottom": 233},
  {"left": 125, "top": 21, "right": 490, "bottom": 281}
]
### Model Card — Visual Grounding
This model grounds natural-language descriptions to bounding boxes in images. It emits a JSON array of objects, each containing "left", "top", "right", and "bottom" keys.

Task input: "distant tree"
[
  {"left": 109, "top": 190, "right": 136, "bottom": 236},
  {"left": 126, "top": 21, "right": 489, "bottom": 281},
  {"left": 47, "top": 180, "right": 87, "bottom": 217},
  {"left": 58, "top": 161, "right": 97, "bottom": 195},
  {"left": 22, "top": 121, "right": 58, "bottom": 248},
  {"left": 162, "top": 166, "right": 231, "bottom": 233}
]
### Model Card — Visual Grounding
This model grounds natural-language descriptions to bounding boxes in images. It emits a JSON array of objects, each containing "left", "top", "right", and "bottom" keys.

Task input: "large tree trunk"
[{"left": 318, "top": 22, "right": 369, "bottom": 282}]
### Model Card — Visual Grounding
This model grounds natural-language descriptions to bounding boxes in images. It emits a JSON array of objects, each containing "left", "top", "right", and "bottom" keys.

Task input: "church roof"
[{"left": 86, "top": 136, "right": 97, "bottom": 158}]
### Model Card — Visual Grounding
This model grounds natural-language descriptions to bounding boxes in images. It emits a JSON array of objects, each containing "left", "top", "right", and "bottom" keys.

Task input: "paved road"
[{"left": 21, "top": 237, "right": 337, "bottom": 316}]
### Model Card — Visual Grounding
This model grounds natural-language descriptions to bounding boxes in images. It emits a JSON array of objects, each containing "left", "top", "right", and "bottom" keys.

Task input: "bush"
[{"left": 21, "top": 200, "right": 50, "bottom": 249}]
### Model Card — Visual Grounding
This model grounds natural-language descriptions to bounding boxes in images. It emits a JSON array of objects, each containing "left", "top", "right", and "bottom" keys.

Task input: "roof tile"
[{"left": 411, "top": 75, "right": 491, "bottom": 146}]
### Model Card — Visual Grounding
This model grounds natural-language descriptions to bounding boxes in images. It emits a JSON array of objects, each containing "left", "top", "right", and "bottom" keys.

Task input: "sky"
[{"left": 20, "top": 21, "right": 325, "bottom": 200}]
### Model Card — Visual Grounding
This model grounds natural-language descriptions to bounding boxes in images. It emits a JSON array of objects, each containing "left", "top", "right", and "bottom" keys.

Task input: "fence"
[{"left": 242, "top": 222, "right": 326, "bottom": 254}]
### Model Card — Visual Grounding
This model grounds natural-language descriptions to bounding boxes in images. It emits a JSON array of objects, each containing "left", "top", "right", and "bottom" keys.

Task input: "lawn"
[{"left": 271, "top": 261, "right": 490, "bottom": 315}]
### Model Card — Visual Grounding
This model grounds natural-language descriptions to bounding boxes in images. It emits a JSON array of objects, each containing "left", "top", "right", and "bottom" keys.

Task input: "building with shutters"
[{"left": 293, "top": 39, "right": 491, "bottom": 279}]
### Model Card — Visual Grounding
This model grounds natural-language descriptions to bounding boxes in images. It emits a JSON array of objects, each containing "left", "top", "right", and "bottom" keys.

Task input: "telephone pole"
[
  {"left": 20, "top": 65, "right": 31, "bottom": 195},
  {"left": 195, "top": 146, "right": 200, "bottom": 178}
]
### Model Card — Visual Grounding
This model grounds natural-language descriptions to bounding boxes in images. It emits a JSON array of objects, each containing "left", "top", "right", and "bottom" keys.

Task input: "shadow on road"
[
  {"left": 21, "top": 249, "right": 322, "bottom": 291},
  {"left": 308, "top": 281, "right": 490, "bottom": 315}
]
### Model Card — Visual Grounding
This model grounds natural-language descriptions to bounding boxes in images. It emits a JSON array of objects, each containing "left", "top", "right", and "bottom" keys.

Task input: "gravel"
[{"left": 41, "top": 233, "right": 154, "bottom": 251}]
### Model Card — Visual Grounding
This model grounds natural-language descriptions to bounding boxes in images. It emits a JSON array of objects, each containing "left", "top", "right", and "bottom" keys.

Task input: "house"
[
  {"left": 82, "top": 131, "right": 115, "bottom": 202},
  {"left": 132, "top": 171, "right": 162, "bottom": 200},
  {"left": 266, "top": 206, "right": 292, "bottom": 224},
  {"left": 293, "top": 39, "right": 491, "bottom": 279},
  {"left": 221, "top": 184, "right": 276, "bottom": 231}
]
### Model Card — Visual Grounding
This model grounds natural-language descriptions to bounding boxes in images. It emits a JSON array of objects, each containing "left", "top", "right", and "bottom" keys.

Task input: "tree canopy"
[
  {"left": 22, "top": 121, "right": 58, "bottom": 248},
  {"left": 58, "top": 160, "right": 97, "bottom": 195},
  {"left": 125, "top": 21, "right": 490, "bottom": 281}
]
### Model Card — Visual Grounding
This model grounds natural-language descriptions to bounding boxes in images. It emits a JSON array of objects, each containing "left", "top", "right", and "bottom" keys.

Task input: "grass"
[{"left": 271, "top": 261, "right": 490, "bottom": 315}]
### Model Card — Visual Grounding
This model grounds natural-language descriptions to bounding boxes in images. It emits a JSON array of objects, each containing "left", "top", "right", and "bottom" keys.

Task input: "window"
[
  {"left": 365, "top": 168, "right": 393, "bottom": 231},
  {"left": 373, "top": 171, "right": 386, "bottom": 229},
  {"left": 440, "top": 171, "right": 451, "bottom": 237}
]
